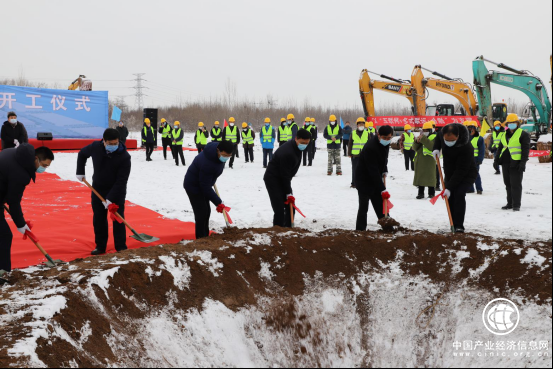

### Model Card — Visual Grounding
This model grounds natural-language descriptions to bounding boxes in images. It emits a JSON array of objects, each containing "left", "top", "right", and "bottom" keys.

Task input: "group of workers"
[{"left": 0, "top": 109, "right": 534, "bottom": 275}]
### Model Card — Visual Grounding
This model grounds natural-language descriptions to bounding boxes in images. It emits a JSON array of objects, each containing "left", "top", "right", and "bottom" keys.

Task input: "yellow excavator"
[
  {"left": 68, "top": 75, "right": 92, "bottom": 91},
  {"left": 411, "top": 65, "right": 478, "bottom": 116},
  {"left": 359, "top": 69, "right": 426, "bottom": 118}
]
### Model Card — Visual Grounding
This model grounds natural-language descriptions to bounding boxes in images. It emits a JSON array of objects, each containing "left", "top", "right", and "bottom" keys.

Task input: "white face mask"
[
  {"left": 423, "top": 132, "right": 430, "bottom": 137},
  {"left": 358, "top": 126, "right": 365, "bottom": 131},
  {"left": 230, "top": 123, "right": 235, "bottom": 127},
  {"left": 9, "top": 119, "right": 17, "bottom": 124}
]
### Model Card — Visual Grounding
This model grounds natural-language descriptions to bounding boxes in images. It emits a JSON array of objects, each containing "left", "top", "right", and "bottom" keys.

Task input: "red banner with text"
[
  {"left": 529, "top": 150, "right": 551, "bottom": 158},
  {"left": 370, "top": 116, "right": 480, "bottom": 128}
]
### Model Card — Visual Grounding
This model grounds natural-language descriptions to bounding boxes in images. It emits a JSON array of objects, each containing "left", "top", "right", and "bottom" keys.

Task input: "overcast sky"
[{"left": 2, "top": 0, "right": 552, "bottom": 112}]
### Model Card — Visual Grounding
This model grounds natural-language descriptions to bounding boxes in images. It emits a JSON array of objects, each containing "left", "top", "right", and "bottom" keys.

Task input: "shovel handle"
[
  {"left": 383, "top": 176, "right": 389, "bottom": 218},
  {"left": 290, "top": 203, "right": 295, "bottom": 227},
  {"left": 436, "top": 159, "right": 455, "bottom": 232},
  {"left": 213, "top": 184, "right": 231, "bottom": 228},
  {"left": 81, "top": 179, "right": 137, "bottom": 234}
]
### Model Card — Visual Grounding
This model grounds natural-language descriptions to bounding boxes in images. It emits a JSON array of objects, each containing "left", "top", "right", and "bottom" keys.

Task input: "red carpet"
[
  {"left": 28, "top": 139, "right": 139, "bottom": 150},
  {"left": 6, "top": 173, "right": 196, "bottom": 270}
]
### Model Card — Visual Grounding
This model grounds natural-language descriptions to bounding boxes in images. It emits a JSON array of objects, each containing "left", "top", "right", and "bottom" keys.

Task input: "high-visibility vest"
[
  {"left": 142, "top": 126, "right": 155, "bottom": 143},
  {"left": 289, "top": 122, "right": 298, "bottom": 135},
  {"left": 242, "top": 129, "right": 254, "bottom": 145},
  {"left": 262, "top": 126, "right": 273, "bottom": 143},
  {"left": 492, "top": 131, "right": 505, "bottom": 149},
  {"left": 403, "top": 132, "right": 415, "bottom": 151},
  {"left": 211, "top": 127, "right": 222, "bottom": 142},
  {"left": 196, "top": 130, "right": 208, "bottom": 145},
  {"left": 351, "top": 130, "right": 369, "bottom": 155},
  {"left": 279, "top": 126, "right": 291, "bottom": 141},
  {"left": 225, "top": 126, "right": 238, "bottom": 143},
  {"left": 367, "top": 128, "right": 376, "bottom": 134},
  {"left": 326, "top": 125, "right": 341, "bottom": 144},
  {"left": 172, "top": 128, "right": 183, "bottom": 145},
  {"left": 471, "top": 137, "right": 480, "bottom": 157},
  {"left": 423, "top": 134, "right": 437, "bottom": 156},
  {"left": 306, "top": 125, "right": 315, "bottom": 138},
  {"left": 500, "top": 128, "right": 523, "bottom": 161},
  {"left": 161, "top": 125, "right": 172, "bottom": 138}
]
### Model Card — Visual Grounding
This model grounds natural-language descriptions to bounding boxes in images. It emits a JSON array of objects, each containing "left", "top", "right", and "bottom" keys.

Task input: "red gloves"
[
  {"left": 216, "top": 203, "right": 229, "bottom": 213},
  {"left": 382, "top": 191, "right": 391, "bottom": 200},
  {"left": 22, "top": 221, "right": 40, "bottom": 243},
  {"left": 284, "top": 196, "right": 296, "bottom": 205},
  {"left": 108, "top": 203, "right": 123, "bottom": 223}
]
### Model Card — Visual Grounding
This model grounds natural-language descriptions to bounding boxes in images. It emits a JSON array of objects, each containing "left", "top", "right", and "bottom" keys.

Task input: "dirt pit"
[{"left": 0, "top": 227, "right": 551, "bottom": 367}]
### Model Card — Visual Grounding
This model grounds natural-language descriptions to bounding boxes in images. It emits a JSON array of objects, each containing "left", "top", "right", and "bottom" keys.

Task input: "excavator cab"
[
  {"left": 426, "top": 104, "right": 456, "bottom": 116},
  {"left": 492, "top": 103, "right": 508, "bottom": 123}
]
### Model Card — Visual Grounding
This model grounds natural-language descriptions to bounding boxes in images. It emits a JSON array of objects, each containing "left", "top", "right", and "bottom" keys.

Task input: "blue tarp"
[
  {"left": 111, "top": 106, "right": 122, "bottom": 122},
  {"left": 0, "top": 85, "right": 108, "bottom": 139}
]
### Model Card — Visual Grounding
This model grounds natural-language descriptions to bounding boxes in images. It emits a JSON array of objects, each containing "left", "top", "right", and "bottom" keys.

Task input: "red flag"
[
  {"left": 224, "top": 119, "right": 228, "bottom": 128},
  {"left": 430, "top": 189, "right": 446, "bottom": 205}
]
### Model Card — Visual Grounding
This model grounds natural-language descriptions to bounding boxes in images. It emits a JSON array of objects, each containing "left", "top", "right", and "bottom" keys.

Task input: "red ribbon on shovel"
[
  {"left": 221, "top": 206, "right": 233, "bottom": 225},
  {"left": 108, "top": 204, "right": 124, "bottom": 224},
  {"left": 22, "top": 220, "right": 40, "bottom": 243},
  {"left": 285, "top": 198, "right": 306, "bottom": 218},
  {"left": 430, "top": 189, "right": 447, "bottom": 206}
]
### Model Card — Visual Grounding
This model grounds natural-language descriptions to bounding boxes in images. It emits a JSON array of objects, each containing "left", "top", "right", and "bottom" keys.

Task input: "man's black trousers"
[
  {"left": 264, "top": 178, "right": 294, "bottom": 227},
  {"left": 186, "top": 190, "right": 211, "bottom": 239},
  {"left": 356, "top": 188, "right": 385, "bottom": 231},
  {"left": 91, "top": 193, "right": 127, "bottom": 252}
]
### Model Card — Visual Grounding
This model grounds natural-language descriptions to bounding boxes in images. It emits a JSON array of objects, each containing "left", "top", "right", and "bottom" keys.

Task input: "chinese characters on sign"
[{"left": 0, "top": 92, "right": 93, "bottom": 112}]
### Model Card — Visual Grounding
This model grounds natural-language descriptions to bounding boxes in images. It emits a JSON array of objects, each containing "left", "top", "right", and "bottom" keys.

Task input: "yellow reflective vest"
[{"left": 500, "top": 129, "right": 523, "bottom": 161}]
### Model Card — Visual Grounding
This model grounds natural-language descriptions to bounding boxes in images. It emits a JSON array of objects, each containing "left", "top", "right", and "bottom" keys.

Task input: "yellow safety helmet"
[
  {"left": 311, "top": 117, "right": 316, "bottom": 123},
  {"left": 305, "top": 117, "right": 311, "bottom": 122},
  {"left": 467, "top": 120, "right": 478, "bottom": 127},
  {"left": 229, "top": 117, "right": 236, "bottom": 123},
  {"left": 329, "top": 114, "right": 337, "bottom": 122},
  {"left": 506, "top": 113, "right": 520, "bottom": 123},
  {"left": 242, "top": 122, "right": 248, "bottom": 128},
  {"left": 281, "top": 118, "right": 286, "bottom": 123},
  {"left": 494, "top": 120, "right": 502, "bottom": 127},
  {"left": 287, "top": 114, "right": 295, "bottom": 121},
  {"left": 174, "top": 121, "right": 181, "bottom": 126},
  {"left": 368, "top": 121, "right": 374, "bottom": 127},
  {"left": 161, "top": 118, "right": 167, "bottom": 123},
  {"left": 404, "top": 124, "right": 413, "bottom": 131},
  {"left": 198, "top": 122, "right": 204, "bottom": 127},
  {"left": 264, "top": 117, "right": 271, "bottom": 123},
  {"left": 144, "top": 118, "right": 151, "bottom": 124},
  {"left": 356, "top": 117, "right": 366, "bottom": 124},
  {"left": 214, "top": 121, "right": 220, "bottom": 125},
  {"left": 423, "top": 121, "right": 435, "bottom": 130}
]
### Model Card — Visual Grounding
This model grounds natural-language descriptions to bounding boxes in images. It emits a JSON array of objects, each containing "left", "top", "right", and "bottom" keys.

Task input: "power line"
[{"left": 132, "top": 73, "right": 146, "bottom": 110}]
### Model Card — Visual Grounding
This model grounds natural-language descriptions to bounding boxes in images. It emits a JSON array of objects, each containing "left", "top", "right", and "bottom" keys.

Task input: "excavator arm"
[
  {"left": 359, "top": 70, "right": 417, "bottom": 118},
  {"left": 411, "top": 66, "right": 478, "bottom": 116},
  {"left": 473, "top": 57, "right": 551, "bottom": 132},
  {"left": 68, "top": 75, "right": 92, "bottom": 91}
]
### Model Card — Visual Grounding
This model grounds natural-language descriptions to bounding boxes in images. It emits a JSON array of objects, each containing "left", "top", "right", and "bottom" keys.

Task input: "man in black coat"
[
  {"left": 0, "top": 144, "right": 54, "bottom": 272},
  {"left": 142, "top": 118, "right": 156, "bottom": 161},
  {"left": 264, "top": 128, "right": 312, "bottom": 227},
  {"left": 183, "top": 140, "right": 234, "bottom": 239},
  {"left": 116, "top": 121, "right": 129, "bottom": 145},
  {"left": 433, "top": 123, "right": 478, "bottom": 233},
  {"left": 1, "top": 112, "right": 29, "bottom": 150},
  {"left": 354, "top": 125, "right": 394, "bottom": 231},
  {"left": 493, "top": 114, "right": 531, "bottom": 212},
  {"left": 76, "top": 129, "right": 131, "bottom": 255}
]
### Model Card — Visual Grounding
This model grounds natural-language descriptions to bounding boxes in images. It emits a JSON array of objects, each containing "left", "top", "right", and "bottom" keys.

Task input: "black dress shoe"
[
  {"left": 477, "top": 191, "right": 483, "bottom": 195},
  {"left": 416, "top": 195, "right": 425, "bottom": 200},
  {"left": 513, "top": 208, "right": 521, "bottom": 212},
  {"left": 455, "top": 227, "right": 465, "bottom": 233},
  {"left": 502, "top": 205, "right": 513, "bottom": 210},
  {"left": 91, "top": 249, "right": 106, "bottom": 256},
  {"left": 495, "top": 171, "right": 501, "bottom": 175},
  {"left": 116, "top": 247, "right": 128, "bottom": 253}
]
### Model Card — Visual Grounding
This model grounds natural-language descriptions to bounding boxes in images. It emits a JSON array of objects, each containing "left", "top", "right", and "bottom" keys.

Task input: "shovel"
[
  {"left": 3, "top": 205, "right": 63, "bottom": 268},
  {"left": 436, "top": 159, "right": 455, "bottom": 233},
  {"left": 213, "top": 184, "right": 231, "bottom": 228},
  {"left": 82, "top": 179, "right": 159, "bottom": 243}
]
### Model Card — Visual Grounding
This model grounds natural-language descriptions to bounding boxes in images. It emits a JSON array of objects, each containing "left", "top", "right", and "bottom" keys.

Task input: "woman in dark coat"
[{"left": 433, "top": 123, "right": 478, "bottom": 233}]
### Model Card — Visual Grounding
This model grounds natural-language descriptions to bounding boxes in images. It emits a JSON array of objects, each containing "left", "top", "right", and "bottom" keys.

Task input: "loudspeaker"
[
  {"left": 37, "top": 132, "right": 53, "bottom": 141},
  {"left": 143, "top": 108, "right": 159, "bottom": 148}
]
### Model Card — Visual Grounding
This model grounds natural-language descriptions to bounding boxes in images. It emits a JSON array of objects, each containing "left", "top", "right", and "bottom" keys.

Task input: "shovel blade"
[{"left": 131, "top": 234, "right": 160, "bottom": 243}]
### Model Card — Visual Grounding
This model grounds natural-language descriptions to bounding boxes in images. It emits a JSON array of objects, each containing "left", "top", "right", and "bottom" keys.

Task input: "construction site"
[{"left": 1, "top": 1, "right": 552, "bottom": 368}]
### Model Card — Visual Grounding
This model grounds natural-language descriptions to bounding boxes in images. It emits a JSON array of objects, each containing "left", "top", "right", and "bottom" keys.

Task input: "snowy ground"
[{"left": 49, "top": 131, "right": 553, "bottom": 241}]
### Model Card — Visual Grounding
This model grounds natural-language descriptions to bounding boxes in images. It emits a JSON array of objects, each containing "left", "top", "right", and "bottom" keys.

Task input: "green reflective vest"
[
  {"left": 172, "top": 128, "right": 183, "bottom": 145},
  {"left": 351, "top": 130, "right": 369, "bottom": 155},
  {"left": 142, "top": 126, "right": 155, "bottom": 143},
  {"left": 161, "top": 125, "right": 172, "bottom": 138},
  {"left": 262, "top": 126, "right": 273, "bottom": 143},
  {"left": 279, "top": 126, "right": 291, "bottom": 141},
  {"left": 403, "top": 132, "right": 415, "bottom": 151},
  {"left": 500, "top": 129, "right": 523, "bottom": 161},
  {"left": 367, "top": 127, "right": 376, "bottom": 134},
  {"left": 211, "top": 127, "right": 222, "bottom": 142},
  {"left": 196, "top": 130, "right": 208, "bottom": 145},
  {"left": 492, "top": 131, "right": 505, "bottom": 149},
  {"left": 326, "top": 125, "right": 341, "bottom": 145},
  {"left": 471, "top": 137, "right": 480, "bottom": 157},
  {"left": 242, "top": 129, "right": 254, "bottom": 145},
  {"left": 423, "top": 134, "right": 437, "bottom": 156},
  {"left": 225, "top": 126, "right": 238, "bottom": 143}
]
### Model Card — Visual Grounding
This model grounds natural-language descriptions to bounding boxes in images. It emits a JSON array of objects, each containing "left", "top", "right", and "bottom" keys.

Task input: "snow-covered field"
[{"left": 50, "top": 132, "right": 552, "bottom": 241}]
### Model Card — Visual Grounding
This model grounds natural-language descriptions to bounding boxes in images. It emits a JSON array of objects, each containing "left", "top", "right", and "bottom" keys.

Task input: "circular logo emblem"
[{"left": 482, "top": 298, "right": 520, "bottom": 336}]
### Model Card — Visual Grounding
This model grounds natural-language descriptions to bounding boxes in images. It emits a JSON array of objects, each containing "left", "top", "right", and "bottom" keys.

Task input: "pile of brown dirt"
[{"left": 0, "top": 227, "right": 550, "bottom": 367}]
